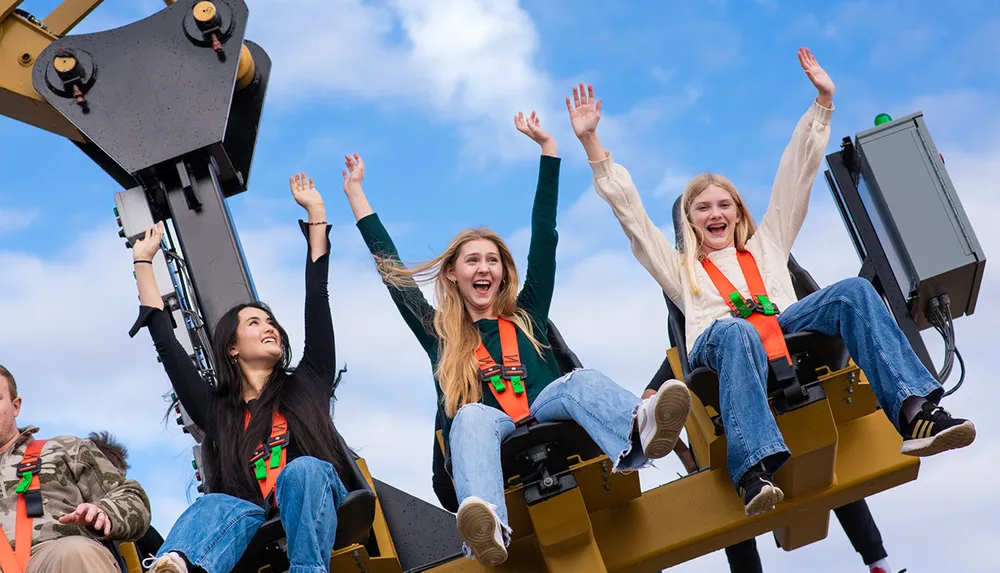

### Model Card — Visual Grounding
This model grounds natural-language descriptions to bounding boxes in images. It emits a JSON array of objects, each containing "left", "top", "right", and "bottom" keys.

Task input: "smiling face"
[
  {"left": 445, "top": 238, "right": 504, "bottom": 320},
  {"left": 689, "top": 184, "right": 742, "bottom": 254},
  {"left": 229, "top": 306, "right": 284, "bottom": 366}
]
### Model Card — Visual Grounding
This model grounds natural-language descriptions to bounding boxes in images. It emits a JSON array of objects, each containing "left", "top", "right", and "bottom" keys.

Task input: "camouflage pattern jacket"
[{"left": 0, "top": 426, "right": 151, "bottom": 548}]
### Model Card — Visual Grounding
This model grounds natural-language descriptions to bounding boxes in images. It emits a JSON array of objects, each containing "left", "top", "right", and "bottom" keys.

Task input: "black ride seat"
[
  {"left": 666, "top": 196, "right": 848, "bottom": 427},
  {"left": 497, "top": 321, "right": 604, "bottom": 505},
  {"left": 232, "top": 429, "right": 376, "bottom": 572},
  {"left": 431, "top": 320, "right": 603, "bottom": 511}
]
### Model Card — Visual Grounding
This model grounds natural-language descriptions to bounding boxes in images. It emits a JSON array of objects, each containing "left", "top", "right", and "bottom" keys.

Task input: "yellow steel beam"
[
  {"left": 586, "top": 411, "right": 918, "bottom": 572},
  {"left": 0, "top": 10, "right": 84, "bottom": 141},
  {"left": 356, "top": 457, "right": 400, "bottom": 562},
  {"left": 1, "top": 0, "right": 25, "bottom": 21},
  {"left": 528, "top": 488, "right": 608, "bottom": 572},
  {"left": 43, "top": 0, "right": 103, "bottom": 37}
]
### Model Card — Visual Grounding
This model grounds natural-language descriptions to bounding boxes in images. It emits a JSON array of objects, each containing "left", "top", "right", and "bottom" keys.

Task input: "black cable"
[{"left": 942, "top": 347, "right": 965, "bottom": 397}]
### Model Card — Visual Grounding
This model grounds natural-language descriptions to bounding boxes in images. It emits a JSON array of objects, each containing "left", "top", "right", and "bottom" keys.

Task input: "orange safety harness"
[
  {"left": 0, "top": 439, "right": 47, "bottom": 573},
  {"left": 701, "top": 251, "right": 792, "bottom": 364},
  {"left": 244, "top": 410, "right": 289, "bottom": 507},
  {"left": 476, "top": 318, "right": 531, "bottom": 423}
]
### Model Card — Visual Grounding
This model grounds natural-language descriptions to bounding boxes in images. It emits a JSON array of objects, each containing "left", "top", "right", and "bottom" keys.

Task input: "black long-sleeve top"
[{"left": 130, "top": 221, "right": 337, "bottom": 466}]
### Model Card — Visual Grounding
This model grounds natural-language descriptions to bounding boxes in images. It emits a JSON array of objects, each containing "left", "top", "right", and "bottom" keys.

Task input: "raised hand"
[
  {"left": 132, "top": 222, "right": 163, "bottom": 262},
  {"left": 290, "top": 172, "right": 324, "bottom": 216},
  {"left": 514, "top": 111, "right": 556, "bottom": 157},
  {"left": 798, "top": 47, "right": 835, "bottom": 104},
  {"left": 59, "top": 502, "right": 112, "bottom": 536},
  {"left": 342, "top": 153, "right": 365, "bottom": 195},
  {"left": 566, "top": 82, "right": 602, "bottom": 139}
]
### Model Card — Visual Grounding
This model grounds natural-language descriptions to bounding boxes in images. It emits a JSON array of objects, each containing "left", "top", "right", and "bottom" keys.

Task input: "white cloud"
[
  {"left": 0, "top": 208, "right": 39, "bottom": 234},
  {"left": 246, "top": 0, "right": 556, "bottom": 163}
]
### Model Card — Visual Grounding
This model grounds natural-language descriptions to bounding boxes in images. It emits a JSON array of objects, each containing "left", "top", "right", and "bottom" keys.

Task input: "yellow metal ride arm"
[
  {"left": 0, "top": 0, "right": 104, "bottom": 141},
  {"left": 402, "top": 354, "right": 918, "bottom": 573}
]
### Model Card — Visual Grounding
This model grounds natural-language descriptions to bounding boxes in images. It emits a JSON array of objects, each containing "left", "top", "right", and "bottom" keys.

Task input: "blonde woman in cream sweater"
[{"left": 567, "top": 48, "right": 976, "bottom": 517}]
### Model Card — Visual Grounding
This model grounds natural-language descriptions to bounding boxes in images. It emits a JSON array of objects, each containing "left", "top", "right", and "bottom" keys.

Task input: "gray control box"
[{"left": 854, "top": 112, "right": 986, "bottom": 329}]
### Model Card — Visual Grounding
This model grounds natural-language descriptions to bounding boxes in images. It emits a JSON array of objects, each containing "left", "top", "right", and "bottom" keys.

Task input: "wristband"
[
  {"left": 306, "top": 221, "right": 328, "bottom": 226},
  {"left": 133, "top": 260, "right": 153, "bottom": 265}
]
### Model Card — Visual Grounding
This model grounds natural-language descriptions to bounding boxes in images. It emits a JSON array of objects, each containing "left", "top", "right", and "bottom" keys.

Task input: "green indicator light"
[
  {"left": 113, "top": 207, "right": 119, "bottom": 217},
  {"left": 874, "top": 113, "right": 892, "bottom": 126}
]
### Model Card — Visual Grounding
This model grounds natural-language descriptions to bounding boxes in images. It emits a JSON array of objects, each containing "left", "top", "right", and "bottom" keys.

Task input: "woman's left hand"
[
  {"left": 798, "top": 47, "right": 835, "bottom": 105},
  {"left": 515, "top": 111, "right": 557, "bottom": 156},
  {"left": 59, "top": 502, "right": 112, "bottom": 536},
  {"left": 290, "top": 172, "right": 325, "bottom": 215}
]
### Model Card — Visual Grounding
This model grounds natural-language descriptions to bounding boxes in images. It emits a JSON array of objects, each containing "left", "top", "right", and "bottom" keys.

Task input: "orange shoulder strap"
[
  {"left": 701, "top": 253, "right": 791, "bottom": 364},
  {"left": 244, "top": 410, "right": 289, "bottom": 505},
  {"left": 0, "top": 438, "right": 47, "bottom": 573},
  {"left": 475, "top": 318, "right": 530, "bottom": 423}
]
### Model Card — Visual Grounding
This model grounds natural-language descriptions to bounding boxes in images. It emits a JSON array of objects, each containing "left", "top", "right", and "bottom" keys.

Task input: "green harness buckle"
[
  {"left": 15, "top": 473, "right": 32, "bottom": 494},
  {"left": 510, "top": 376, "right": 525, "bottom": 395},
  {"left": 269, "top": 445, "right": 282, "bottom": 469},
  {"left": 757, "top": 294, "right": 776, "bottom": 316},
  {"left": 254, "top": 457, "right": 267, "bottom": 480},
  {"left": 489, "top": 375, "right": 506, "bottom": 393},
  {"left": 730, "top": 292, "right": 753, "bottom": 318}
]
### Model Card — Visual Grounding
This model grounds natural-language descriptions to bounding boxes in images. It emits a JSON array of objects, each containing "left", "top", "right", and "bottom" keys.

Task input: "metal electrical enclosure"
[{"left": 847, "top": 112, "right": 985, "bottom": 330}]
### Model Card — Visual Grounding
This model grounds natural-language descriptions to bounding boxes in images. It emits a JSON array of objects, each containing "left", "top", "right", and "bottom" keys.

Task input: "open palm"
[
  {"left": 566, "top": 82, "right": 602, "bottom": 138},
  {"left": 290, "top": 172, "right": 323, "bottom": 213},
  {"left": 798, "top": 47, "right": 835, "bottom": 98}
]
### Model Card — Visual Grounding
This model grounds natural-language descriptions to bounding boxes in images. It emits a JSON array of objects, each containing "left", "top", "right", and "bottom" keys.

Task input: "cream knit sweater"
[{"left": 591, "top": 102, "right": 834, "bottom": 351}]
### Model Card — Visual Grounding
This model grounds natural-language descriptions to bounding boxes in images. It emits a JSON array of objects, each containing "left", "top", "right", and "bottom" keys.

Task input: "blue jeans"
[
  {"left": 448, "top": 368, "right": 645, "bottom": 536},
  {"left": 156, "top": 456, "right": 348, "bottom": 573},
  {"left": 689, "top": 277, "right": 941, "bottom": 486}
]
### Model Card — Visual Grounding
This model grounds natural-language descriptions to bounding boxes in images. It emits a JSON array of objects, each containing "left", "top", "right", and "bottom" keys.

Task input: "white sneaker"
[
  {"left": 142, "top": 552, "right": 188, "bottom": 573},
  {"left": 456, "top": 496, "right": 508, "bottom": 566},
  {"left": 637, "top": 380, "right": 691, "bottom": 459}
]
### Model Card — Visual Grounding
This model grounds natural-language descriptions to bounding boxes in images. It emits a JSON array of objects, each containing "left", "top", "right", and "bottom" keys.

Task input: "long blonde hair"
[
  {"left": 377, "top": 228, "right": 544, "bottom": 417},
  {"left": 678, "top": 173, "right": 757, "bottom": 295}
]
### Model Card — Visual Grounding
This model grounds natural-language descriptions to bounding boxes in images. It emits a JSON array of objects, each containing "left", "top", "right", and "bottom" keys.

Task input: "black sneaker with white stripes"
[
  {"left": 737, "top": 463, "right": 784, "bottom": 517},
  {"left": 900, "top": 401, "right": 976, "bottom": 457}
]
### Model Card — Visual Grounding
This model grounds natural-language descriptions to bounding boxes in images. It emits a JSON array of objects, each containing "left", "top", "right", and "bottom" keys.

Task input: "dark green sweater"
[{"left": 357, "top": 155, "right": 562, "bottom": 455}]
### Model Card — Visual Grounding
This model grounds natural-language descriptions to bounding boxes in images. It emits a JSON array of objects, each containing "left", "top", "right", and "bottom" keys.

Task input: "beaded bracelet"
[{"left": 306, "top": 221, "right": 328, "bottom": 226}]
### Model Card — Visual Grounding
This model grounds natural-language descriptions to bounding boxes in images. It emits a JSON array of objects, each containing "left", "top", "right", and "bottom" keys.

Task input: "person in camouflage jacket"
[{"left": 0, "top": 364, "right": 152, "bottom": 572}]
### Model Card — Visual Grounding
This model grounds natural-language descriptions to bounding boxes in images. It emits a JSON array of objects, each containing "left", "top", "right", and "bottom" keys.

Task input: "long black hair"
[{"left": 201, "top": 301, "right": 352, "bottom": 503}]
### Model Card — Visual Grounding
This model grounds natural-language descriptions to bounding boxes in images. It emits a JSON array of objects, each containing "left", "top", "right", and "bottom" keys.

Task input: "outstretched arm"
[
  {"left": 759, "top": 47, "right": 836, "bottom": 254},
  {"left": 514, "top": 111, "right": 560, "bottom": 322},
  {"left": 290, "top": 173, "right": 338, "bottom": 385},
  {"left": 342, "top": 153, "right": 374, "bottom": 223},
  {"left": 569, "top": 83, "right": 685, "bottom": 301},
  {"left": 129, "top": 225, "right": 214, "bottom": 433},
  {"left": 347, "top": 154, "right": 438, "bottom": 356}
]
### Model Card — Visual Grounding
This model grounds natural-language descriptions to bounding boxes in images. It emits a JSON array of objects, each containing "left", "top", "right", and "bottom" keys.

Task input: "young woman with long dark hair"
[{"left": 133, "top": 174, "right": 352, "bottom": 573}]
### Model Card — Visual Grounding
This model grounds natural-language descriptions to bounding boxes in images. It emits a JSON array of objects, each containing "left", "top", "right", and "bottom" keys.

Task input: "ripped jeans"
[{"left": 448, "top": 368, "right": 645, "bottom": 544}]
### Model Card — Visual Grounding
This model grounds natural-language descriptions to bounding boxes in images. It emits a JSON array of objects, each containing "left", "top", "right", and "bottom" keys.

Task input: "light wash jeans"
[
  {"left": 689, "top": 277, "right": 942, "bottom": 486},
  {"left": 155, "top": 456, "right": 348, "bottom": 573},
  {"left": 448, "top": 368, "right": 645, "bottom": 543}
]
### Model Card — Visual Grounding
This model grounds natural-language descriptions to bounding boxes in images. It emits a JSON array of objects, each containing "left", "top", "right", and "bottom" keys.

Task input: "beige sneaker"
[
  {"left": 456, "top": 497, "right": 508, "bottom": 566},
  {"left": 637, "top": 380, "right": 691, "bottom": 459},
  {"left": 142, "top": 552, "right": 188, "bottom": 573}
]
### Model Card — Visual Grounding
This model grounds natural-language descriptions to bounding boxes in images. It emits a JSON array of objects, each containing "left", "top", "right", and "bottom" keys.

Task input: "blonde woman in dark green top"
[{"left": 343, "top": 109, "right": 692, "bottom": 566}]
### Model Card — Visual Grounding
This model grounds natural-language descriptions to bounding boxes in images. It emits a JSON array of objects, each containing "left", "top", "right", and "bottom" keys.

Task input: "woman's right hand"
[
  {"left": 132, "top": 222, "right": 163, "bottom": 262},
  {"left": 566, "top": 82, "right": 603, "bottom": 139},
  {"left": 342, "top": 153, "right": 365, "bottom": 195}
]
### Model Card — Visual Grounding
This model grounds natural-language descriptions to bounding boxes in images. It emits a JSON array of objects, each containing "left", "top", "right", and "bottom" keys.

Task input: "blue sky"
[{"left": 1, "top": 1, "right": 997, "bottom": 571}]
